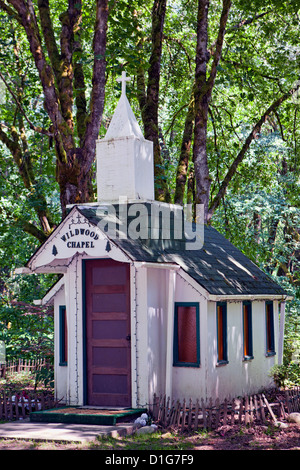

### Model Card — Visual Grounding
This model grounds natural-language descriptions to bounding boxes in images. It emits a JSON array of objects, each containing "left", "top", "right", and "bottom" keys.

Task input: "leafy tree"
[
  {"left": 0, "top": 0, "right": 299, "bottom": 373},
  {"left": 0, "top": 0, "right": 108, "bottom": 234}
]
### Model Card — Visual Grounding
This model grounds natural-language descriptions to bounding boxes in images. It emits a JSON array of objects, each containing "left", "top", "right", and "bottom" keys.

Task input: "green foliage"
[
  {"left": 0, "top": 301, "right": 54, "bottom": 361},
  {"left": 0, "top": 0, "right": 299, "bottom": 371},
  {"left": 269, "top": 364, "right": 289, "bottom": 388},
  {"left": 34, "top": 366, "right": 54, "bottom": 390},
  {"left": 0, "top": 370, "right": 35, "bottom": 393}
]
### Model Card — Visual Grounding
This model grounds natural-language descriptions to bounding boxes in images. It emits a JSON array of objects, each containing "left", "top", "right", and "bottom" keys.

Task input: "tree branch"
[
  {"left": 141, "top": 0, "right": 169, "bottom": 201},
  {"left": 58, "top": 0, "right": 83, "bottom": 131},
  {"left": 37, "top": 0, "right": 61, "bottom": 82},
  {"left": 0, "top": 122, "right": 55, "bottom": 234},
  {"left": 163, "top": 34, "right": 193, "bottom": 74},
  {"left": 174, "top": 92, "right": 195, "bottom": 205},
  {"left": 83, "top": 0, "right": 108, "bottom": 169},
  {"left": 15, "top": 218, "right": 48, "bottom": 242},
  {"left": 7, "top": 0, "right": 66, "bottom": 159},
  {"left": 0, "top": 0, "right": 22, "bottom": 24},
  {"left": 206, "top": 0, "right": 232, "bottom": 100},
  {"left": 0, "top": 70, "right": 53, "bottom": 137},
  {"left": 208, "top": 84, "right": 300, "bottom": 220},
  {"left": 71, "top": 0, "right": 87, "bottom": 145}
]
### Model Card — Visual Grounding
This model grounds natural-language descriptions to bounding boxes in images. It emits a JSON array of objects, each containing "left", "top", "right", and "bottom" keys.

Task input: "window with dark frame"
[
  {"left": 266, "top": 301, "right": 275, "bottom": 356},
  {"left": 243, "top": 301, "right": 253, "bottom": 360},
  {"left": 59, "top": 305, "right": 68, "bottom": 366},
  {"left": 217, "top": 302, "right": 228, "bottom": 364},
  {"left": 173, "top": 303, "right": 200, "bottom": 367}
]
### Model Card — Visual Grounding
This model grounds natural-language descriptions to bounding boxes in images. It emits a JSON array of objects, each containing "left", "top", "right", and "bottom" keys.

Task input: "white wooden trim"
[
  {"left": 208, "top": 294, "right": 293, "bottom": 301},
  {"left": 165, "top": 270, "right": 176, "bottom": 401},
  {"left": 278, "top": 301, "right": 286, "bottom": 365}
]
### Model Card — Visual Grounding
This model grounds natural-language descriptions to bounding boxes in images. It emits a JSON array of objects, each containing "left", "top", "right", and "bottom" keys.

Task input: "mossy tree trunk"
[
  {"left": 193, "top": 0, "right": 232, "bottom": 223},
  {"left": 2, "top": 0, "right": 108, "bottom": 233},
  {"left": 137, "top": 0, "right": 170, "bottom": 202}
]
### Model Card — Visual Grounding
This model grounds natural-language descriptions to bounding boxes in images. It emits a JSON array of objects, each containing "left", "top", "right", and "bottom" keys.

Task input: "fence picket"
[
  {"left": 164, "top": 396, "right": 170, "bottom": 428},
  {"left": 0, "top": 391, "right": 54, "bottom": 421},
  {"left": 201, "top": 398, "right": 207, "bottom": 429},
  {"left": 187, "top": 399, "right": 192, "bottom": 430},
  {"left": 181, "top": 399, "right": 186, "bottom": 431},
  {"left": 238, "top": 399, "right": 243, "bottom": 424},
  {"left": 0, "top": 358, "right": 52, "bottom": 379},
  {"left": 254, "top": 395, "right": 259, "bottom": 421},
  {"left": 247, "top": 395, "right": 253, "bottom": 425},
  {"left": 208, "top": 398, "right": 213, "bottom": 429},
  {"left": 262, "top": 394, "right": 277, "bottom": 423},
  {"left": 215, "top": 398, "right": 220, "bottom": 428},
  {"left": 223, "top": 398, "right": 228, "bottom": 426},
  {"left": 176, "top": 400, "right": 181, "bottom": 427},
  {"left": 194, "top": 399, "right": 199, "bottom": 430},
  {"left": 150, "top": 388, "right": 300, "bottom": 432},
  {"left": 3, "top": 391, "right": 8, "bottom": 420},
  {"left": 230, "top": 399, "right": 235, "bottom": 425},
  {"left": 15, "top": 395, "right": 19, "bottom": 420}
]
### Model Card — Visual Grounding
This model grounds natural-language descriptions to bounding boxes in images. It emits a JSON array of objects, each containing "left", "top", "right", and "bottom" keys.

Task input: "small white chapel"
[{"left": 17, "top": 72, "right": 290, "bottom": 409}]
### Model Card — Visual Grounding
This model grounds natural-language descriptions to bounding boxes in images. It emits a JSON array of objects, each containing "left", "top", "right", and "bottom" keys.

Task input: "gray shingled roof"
[{"left": 79, "top": 204, "right": 287, "bottom": 297}]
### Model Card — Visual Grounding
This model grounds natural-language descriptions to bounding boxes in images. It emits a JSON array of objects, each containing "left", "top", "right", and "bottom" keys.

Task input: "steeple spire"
[
  {"left": 117, "top": 71, "right": 131, "bottom": 96},
  {"left": 104, "top": 72, "right": 144, "bottom": 141},
  {"left": 96, "top": 71, "right": 154, "bottom": 202}
]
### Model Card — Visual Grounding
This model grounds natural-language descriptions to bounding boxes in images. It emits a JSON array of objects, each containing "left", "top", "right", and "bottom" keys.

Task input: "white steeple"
[
  {"left": 96, "top": 71, "right": 154, "bottom": 202},
  {"left": 105, "top": 72, "right": 144, "bottom": 141}
]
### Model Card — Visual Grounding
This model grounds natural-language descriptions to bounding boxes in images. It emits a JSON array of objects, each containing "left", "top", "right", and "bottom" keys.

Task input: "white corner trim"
[{"left": 15, "top": 267, "right": 32, "bottom": 274}]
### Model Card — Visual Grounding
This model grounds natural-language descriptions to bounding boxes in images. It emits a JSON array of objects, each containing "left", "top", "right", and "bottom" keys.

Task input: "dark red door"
[{"left": 85, "top": 259, "right": 131, "bottom": 407}]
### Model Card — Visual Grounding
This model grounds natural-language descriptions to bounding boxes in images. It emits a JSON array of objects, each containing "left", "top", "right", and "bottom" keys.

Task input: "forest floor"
[
  {"left": 0, "top": 373, "right": 299, "bottom": 450},
  {"left": 0, "top": 422, "right": 299, "bottom": 451}
]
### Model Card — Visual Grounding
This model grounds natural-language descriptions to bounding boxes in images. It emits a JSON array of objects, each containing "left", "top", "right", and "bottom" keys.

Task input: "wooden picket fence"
[
  {"left": 0, "top": 391, "right": 55, "bottom": 421},
  {"left": 285, "top": 387, "right": 300, "bottom": 414},
  {"left": 150, "top": 391, "right": 295, "bottom": 431},
  {"left": 0, "top": 358, "right": 52, "bottom": 379}
]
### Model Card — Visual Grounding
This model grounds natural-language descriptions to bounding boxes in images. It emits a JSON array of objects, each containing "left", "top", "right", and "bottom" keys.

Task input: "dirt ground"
[
  {"left": 0, "top": 423, "right": 299, "bottom": 451},
  {"left": 187, "top": 423, "right": 300, "bottom": 450}
]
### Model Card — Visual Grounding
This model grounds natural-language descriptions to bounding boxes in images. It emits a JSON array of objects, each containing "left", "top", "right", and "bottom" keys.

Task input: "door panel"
[
  {"left": 92, "top": 293, "right": 127, "bottom": 312},
  {"left": 85, "top": 259, "right": 131, "bottom": 407}
]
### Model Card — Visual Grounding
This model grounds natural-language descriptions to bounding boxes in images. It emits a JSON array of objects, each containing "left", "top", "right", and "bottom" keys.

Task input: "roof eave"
[{"left": 207, "top": 293, "right": 293, "bottom": 302}]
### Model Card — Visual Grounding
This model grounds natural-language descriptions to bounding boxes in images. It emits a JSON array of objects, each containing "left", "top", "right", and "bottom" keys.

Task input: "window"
[
  {"left": 266, "top": 301, "right": 275, "bottom": 356},
  {"left": 243, "top": 301, "right": 253, "bottom": 360},
  {"left": 173, "top": 303, "right": 200, "bottom": 367},
  {"left": 59, "top": 306, "right": 68, "bottom": 365},
  {"left": 217, "top": 302, "right": 228, "bottom": 364}
]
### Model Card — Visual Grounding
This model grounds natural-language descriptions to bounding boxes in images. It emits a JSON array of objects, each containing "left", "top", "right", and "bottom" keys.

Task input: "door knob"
[{"left": 126, "top": 335, "right": 131, "bottom": 341}]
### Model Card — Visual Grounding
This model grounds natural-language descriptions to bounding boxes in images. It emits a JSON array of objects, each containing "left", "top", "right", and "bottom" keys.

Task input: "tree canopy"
[{"left": 0, "top": 0, "right": 299, "bottom": 368}]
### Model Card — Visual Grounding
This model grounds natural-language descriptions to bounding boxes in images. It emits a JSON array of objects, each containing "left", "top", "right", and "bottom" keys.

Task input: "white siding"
[
  {"left": 206, "top": 300, "right": 278, "bottom": 401},
  {"left": 53, "top": 284, "right": 67, "bottom": 404},
  {"left": 146, "top": 268, "right": 168, "bottom": 403},
  {"left": 171, "top": 273, "right": 208, "bottom": 401}
]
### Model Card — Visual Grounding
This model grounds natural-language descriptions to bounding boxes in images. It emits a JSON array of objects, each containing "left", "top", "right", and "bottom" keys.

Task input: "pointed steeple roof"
[
  {"left": 104, "top": 71, "right": 144, "bottom": 140},
  {"left": 96, "top": 71, "right": 154, "bottom": 202}
]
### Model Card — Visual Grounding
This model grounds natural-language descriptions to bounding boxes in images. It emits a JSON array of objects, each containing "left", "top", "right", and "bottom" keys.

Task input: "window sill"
[
  {"left": 173, "top": 363, "right": 200, "bottom": 368},
  {"left": 59, "top": 362, "right": 68, "bottom": 367},
  {"left": 243, "top": 356, "right": 254, "bottom": 362},
  {"left": 216, "top": 360, "right": 228, "bottom": 367},
  {"left": 266, "top": 351, "right": 276, "bottom": 357}
]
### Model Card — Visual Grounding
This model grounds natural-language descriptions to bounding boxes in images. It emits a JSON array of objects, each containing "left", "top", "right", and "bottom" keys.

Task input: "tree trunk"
[
  {"left": 138, "top": 0, "right": 169, "bottom": 202},
  {"left": 174, "top": 92, "right": 195, "bottom": 205},
  {"left": 193, "top": 0, "right": 231, "bottom": 223},
  {"left": 5, "top": 0, "right": 109, "bottom": 222}
]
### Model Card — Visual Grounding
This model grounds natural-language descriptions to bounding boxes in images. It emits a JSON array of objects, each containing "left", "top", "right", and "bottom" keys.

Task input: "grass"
[
  {"left": 0, "top": 430, "right": 209, "bottom": 451},
  {"left": 90, "top": 431, "right": 195, "bottom": 451}
]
